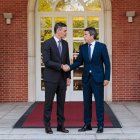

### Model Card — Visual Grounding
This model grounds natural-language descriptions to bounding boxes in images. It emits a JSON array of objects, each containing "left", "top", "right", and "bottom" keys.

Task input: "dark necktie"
[
  {"left": 58, "top": 40, "right": 62, "bottom": 56},
  {"left": 88, "top": 44, "right": 92, "bottom": 61}
]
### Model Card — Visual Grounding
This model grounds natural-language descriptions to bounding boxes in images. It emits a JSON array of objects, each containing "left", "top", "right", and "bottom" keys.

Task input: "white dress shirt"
[
  {"left": 53, "top": 36, "right": 62, "bottom": 53},
  {"left": 89, "top": 41, "right": 96, "bottom": 59},
  {"left": 89, "top": 41, "right": 96, "bottom": 73}
]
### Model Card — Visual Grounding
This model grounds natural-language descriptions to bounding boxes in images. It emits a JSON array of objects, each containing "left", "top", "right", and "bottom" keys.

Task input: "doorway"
[
  {"left": 35, "top": 0, "right": 104, "bottom": 101},
  {"left": 26, "top": 0, "right": 112, "bottom": 101}
]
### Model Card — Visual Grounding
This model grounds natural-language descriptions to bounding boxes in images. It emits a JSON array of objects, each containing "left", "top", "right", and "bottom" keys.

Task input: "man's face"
[
  {"left": 58, "top": 27, "right": 67, "bottom": 39},
  {"left": 84, "top": 31, "right": 94, "bottom": 43}
]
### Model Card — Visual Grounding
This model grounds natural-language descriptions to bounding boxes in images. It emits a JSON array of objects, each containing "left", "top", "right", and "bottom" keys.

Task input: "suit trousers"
[
  {"left": 44, "top": 74, "right": 66, "bottom": 128},
  {"left": 83, "top": 74, "right": 104, "bottom": 127}
]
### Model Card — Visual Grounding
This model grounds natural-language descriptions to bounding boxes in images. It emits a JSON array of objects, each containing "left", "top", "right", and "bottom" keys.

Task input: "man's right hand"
[{"left": 62, "top": 64, "right": 70, "bottom": 72}]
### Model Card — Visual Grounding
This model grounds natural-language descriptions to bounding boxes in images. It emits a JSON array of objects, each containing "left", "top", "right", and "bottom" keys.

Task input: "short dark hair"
[
  {"left": 54, "top": 22, "right": 67, "bottom": 33},
  {"left": 84, "top": 27, "right": 97, "bottom": 39}
]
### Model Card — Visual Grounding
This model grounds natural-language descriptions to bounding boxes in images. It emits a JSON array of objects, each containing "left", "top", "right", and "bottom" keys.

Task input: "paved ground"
[{"left": 0, "top": 102, "right": 140, "bottom": 140}]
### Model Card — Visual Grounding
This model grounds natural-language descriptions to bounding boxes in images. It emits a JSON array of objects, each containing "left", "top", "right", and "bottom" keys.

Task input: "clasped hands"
[{"left": 61, "top": 64, "right": 70, "bottom": 72}]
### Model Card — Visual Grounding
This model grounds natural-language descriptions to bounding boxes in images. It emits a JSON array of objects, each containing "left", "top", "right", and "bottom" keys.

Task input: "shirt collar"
[
  {"left": 90, "top": 40, "right": 96, "bottom": 46},
  {"left": 53, "top": 36, "right": 60, "bottom": 43}
]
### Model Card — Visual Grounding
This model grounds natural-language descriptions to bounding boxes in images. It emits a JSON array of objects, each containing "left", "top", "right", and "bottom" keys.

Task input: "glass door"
[
  {"left": 68, "top": 14, "right": 100, "bottom": 101},
  {"left": 36, "top": 14, "right": 68, "bottom": 101},
  {"left": 35, "top": 0, "right": 102, "bottom": 101},
  {"left": 36, "top": 13, "right": 100, "bottom": 101}
]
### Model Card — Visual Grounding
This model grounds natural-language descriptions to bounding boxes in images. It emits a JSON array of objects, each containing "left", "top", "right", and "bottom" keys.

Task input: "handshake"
[{"left": 61, "top": 64, "right": 70, "bottom": 72}]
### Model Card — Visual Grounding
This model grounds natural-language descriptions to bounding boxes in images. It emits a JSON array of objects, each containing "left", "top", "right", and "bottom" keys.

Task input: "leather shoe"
[
  {"left": 78, "top": 125, "right": 92, "bottom": 132},
  {"left": 57, "top": 126, "right": 69, "bottom": 133},
  {"left": 96, "top": 126, "right": 103, "bottom": 133},
  {"left": 45, "top": 127, "right": 53, "bottom": 134}
]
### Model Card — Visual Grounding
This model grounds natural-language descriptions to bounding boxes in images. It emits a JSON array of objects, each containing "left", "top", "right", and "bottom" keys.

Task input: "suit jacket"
[
  {"left": 41, "top": 37, "right": 71, "bottom": 83},
  {"left": 70, "top": 41, "right": 110, "bottom": 83}
]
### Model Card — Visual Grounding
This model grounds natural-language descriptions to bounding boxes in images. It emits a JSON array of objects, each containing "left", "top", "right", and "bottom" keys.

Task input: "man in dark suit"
[
  {"left": 41, "top": 22, "right": 71, "bottom": 134},
  {"left": 63, "top": 27, "right": 110, "bottom": 133}
]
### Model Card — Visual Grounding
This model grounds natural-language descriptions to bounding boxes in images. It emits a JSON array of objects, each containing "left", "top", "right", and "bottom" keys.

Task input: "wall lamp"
[
  {"left": 3, "top": 13, "right": 13, "bottom": 24},
  {"left": 126, "top": 11, "right": 135, "bottom": 23}
]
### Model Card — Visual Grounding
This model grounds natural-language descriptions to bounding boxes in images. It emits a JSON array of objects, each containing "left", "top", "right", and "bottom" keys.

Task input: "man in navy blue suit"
[{"left": 63, "top": 27, "right": 110, "bottom": 133}]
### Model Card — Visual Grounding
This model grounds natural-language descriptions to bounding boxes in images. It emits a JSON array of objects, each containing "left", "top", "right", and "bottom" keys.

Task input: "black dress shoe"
[
  {"left": 78, "top": 125, "right": 92, "bottom": 132},
  {"left": 57, "top": 126, "right": 69, "bottom": 133},
  {"left": 96, "top": 126, "right": 103, "bottom": 133},
  {"left": 45, "top": 127, "right": 53, "bottom": 134}
]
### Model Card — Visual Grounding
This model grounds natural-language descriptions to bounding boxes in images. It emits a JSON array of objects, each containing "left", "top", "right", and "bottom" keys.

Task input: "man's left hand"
[{"left": 66, "top": 78, "right": 71, "bottom": 86}]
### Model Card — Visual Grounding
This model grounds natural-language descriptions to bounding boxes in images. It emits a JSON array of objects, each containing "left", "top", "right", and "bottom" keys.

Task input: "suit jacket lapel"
[
  {"left": 84, "top": 44, "right": 90, "bottom": 62},
  {"left": 51, "top": 37, "right": 61, "bottom": 58},
  {"left": 91, "top": 41, "right": 97, "bottom": 61},
  {"left": 61, "top": 40, "right": 65, "bottom": 60}
]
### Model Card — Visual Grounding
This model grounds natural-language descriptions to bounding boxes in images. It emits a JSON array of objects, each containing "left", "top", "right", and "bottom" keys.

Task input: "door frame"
[
  {"left": 27, "top": 0, "right": 112, "bottom": 102},
  {"left": 36, "top": 11, "right": 104, "bottom": 101}
]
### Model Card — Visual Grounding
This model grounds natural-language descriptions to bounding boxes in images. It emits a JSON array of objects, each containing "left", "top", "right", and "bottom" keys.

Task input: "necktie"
[
  {"left": 88, "top": 44, "right": 92, "bottom": 61},
  {"left": 58, "top": 40, "right": 62, "bottom": 56}
]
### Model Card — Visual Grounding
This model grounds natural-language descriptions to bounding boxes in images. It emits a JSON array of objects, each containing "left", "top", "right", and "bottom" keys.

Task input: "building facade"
[{"left": 0, "top": 0, "right": 140, "bottom": 102}]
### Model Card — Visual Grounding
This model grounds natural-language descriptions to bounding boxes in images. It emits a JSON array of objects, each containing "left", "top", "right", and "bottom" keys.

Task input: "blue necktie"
[
  {"left": 58, "top": 40, "right": 62, "bottom": 56},
  {"left": 88, "top": 44, "right": 92, "bottom": 61}
]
